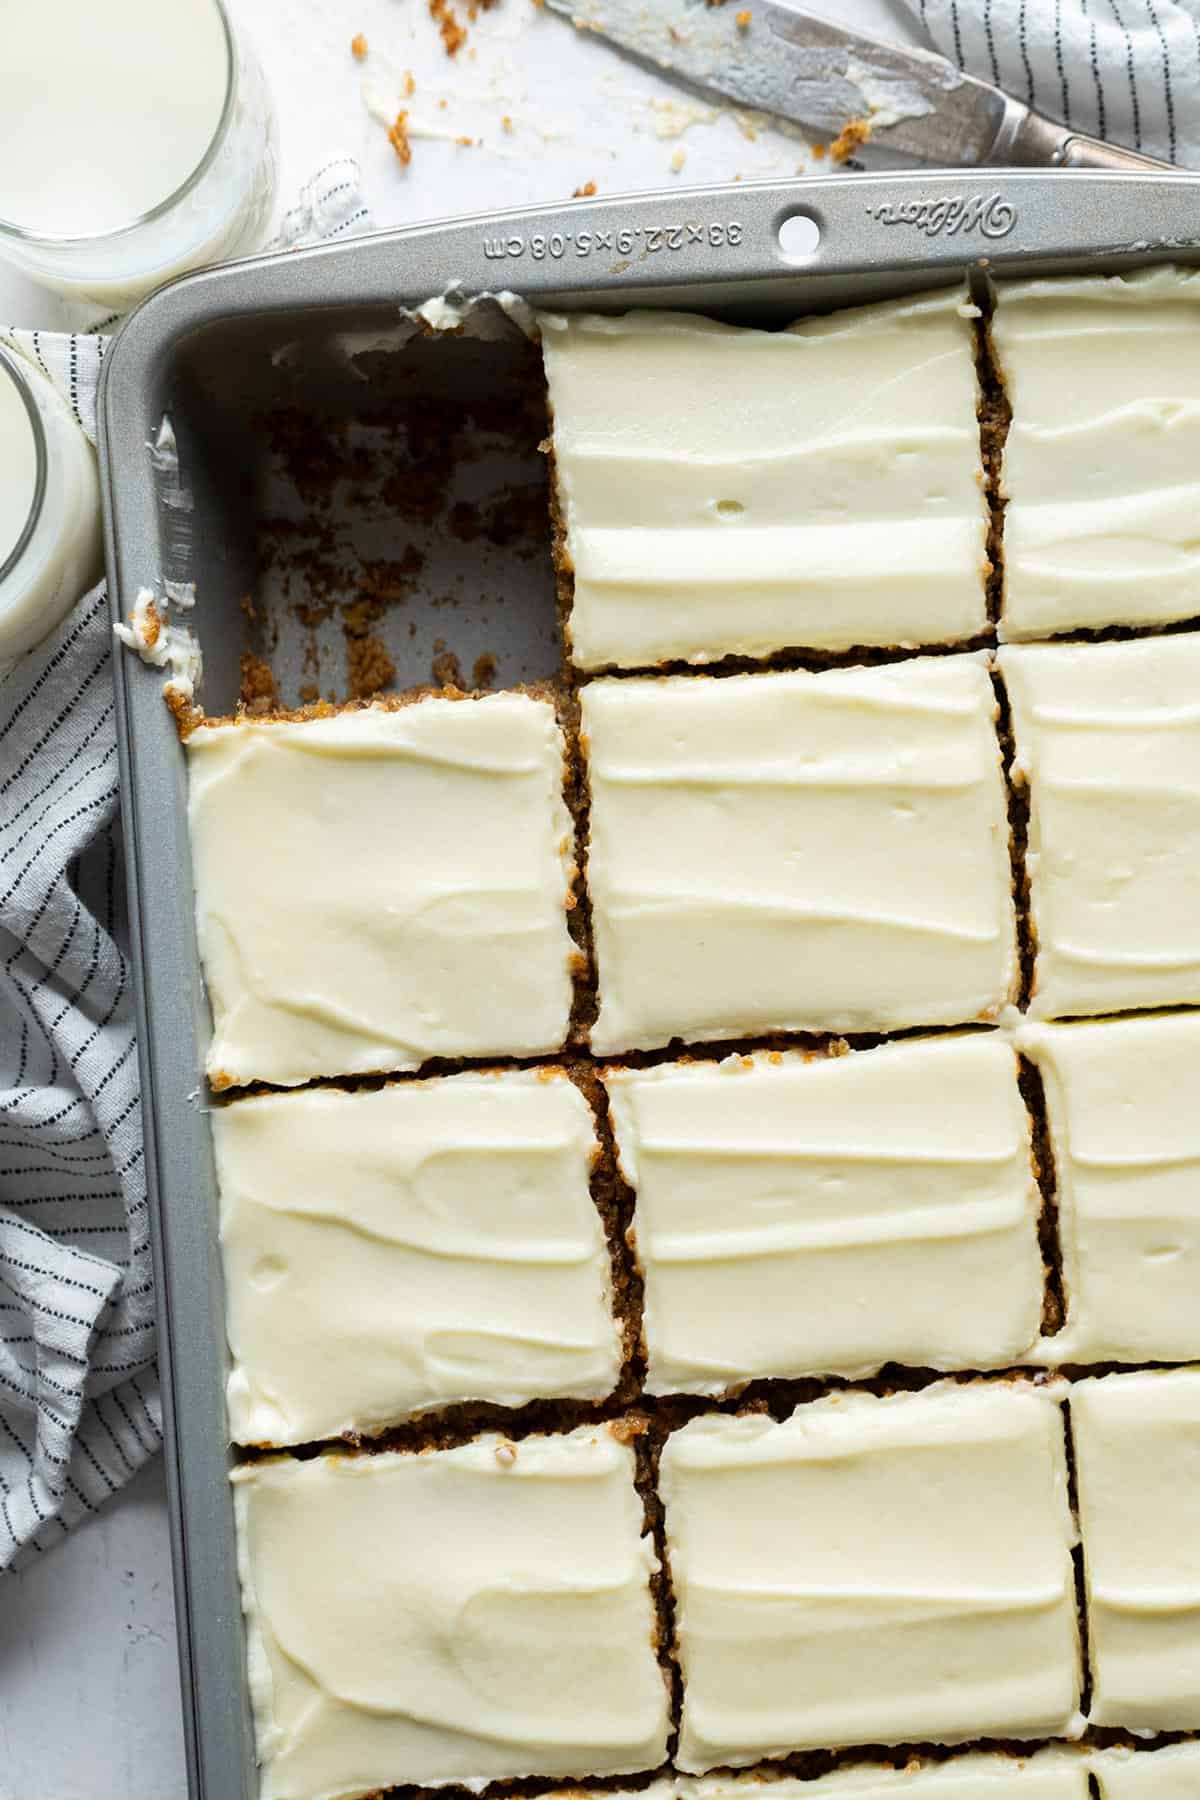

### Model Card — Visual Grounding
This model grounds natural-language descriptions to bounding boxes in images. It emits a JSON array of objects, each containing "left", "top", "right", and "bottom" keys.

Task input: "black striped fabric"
[
  {"left": 0, "top": 330, "right": 160, "bottom": 1569},
  {"left": 904, "top": 0, "right": 1200, "bottom": 164}
]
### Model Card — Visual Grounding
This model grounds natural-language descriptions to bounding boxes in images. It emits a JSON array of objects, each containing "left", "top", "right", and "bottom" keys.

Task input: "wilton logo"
[{"left": 864, "top": 193, "right": 1016, "bottom": 239}]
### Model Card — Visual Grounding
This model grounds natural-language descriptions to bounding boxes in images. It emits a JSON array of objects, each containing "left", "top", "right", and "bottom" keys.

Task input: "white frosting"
[
  {"left": 582, "top": 656, "right": 1017, "bottom": 1054},
  {"left": 606, "top": 1034, "right": 1042, "bottom": 1393},
  {"left": 113, "top": 586, "right": 202, "bottom": 699},
  {"left": 683, "top": 1755, "right": 1090, "bottom": 1800},
  {"left": 1018, "top": 1014, "right": 1200, "bottom": 1366},
  {"left": 541, "top": 292, "right": 988, "bottom": 669},
  {"left": 660, "top": 1381, "right": 1081, "bottom": 1771},
  {"left": 234, "top": 1428, "right": 670, "bottom": 1797},
  {"left": 993, "top": 267, "right": 1200, "bottom": 641},
  {"left": 1001, "top": 635, "right": 1200, "bottom": 1020},
  {"left": 215, "top": 1069, "right": 622, "bottom": 1445},
  {"left": 1071, "top": 1369, "right": 1200, "bottom": 1731},
  {"left": 1092, "top": 1745, "right": 1200, "bottom": 1800},
  {"left": 187, "top": 695, "right": 577, "bottom": 1088}
]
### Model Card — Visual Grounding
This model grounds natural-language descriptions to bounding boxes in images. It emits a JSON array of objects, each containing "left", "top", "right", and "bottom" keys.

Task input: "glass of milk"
[
  {"left": 0, "top": 0, "right": 276, "bottom": 311},
  {"left": 0, "top": 347, "right": 103, "bottom": 665}
]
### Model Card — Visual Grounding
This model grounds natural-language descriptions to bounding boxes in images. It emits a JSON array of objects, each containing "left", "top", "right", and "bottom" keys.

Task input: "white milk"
[
  {"left": 0, "top": 0, "right": 229, "bottom": 237},
  {"left": 0, "top": 0, "right": 275, "bottom": 307},
  {"left": 0, "top": 365, "right": 38, "bottom": 570},
  {"left": 0, "top": 351, "right": 102, "bottom": 663}
]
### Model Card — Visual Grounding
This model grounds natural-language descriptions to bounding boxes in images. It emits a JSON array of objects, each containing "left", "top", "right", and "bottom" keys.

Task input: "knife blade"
[{"left": 543, "top": 0, "right": 1012, "bottom": 163}]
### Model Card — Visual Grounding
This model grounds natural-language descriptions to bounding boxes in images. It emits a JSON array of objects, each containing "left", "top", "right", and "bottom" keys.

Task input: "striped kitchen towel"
[
  {"left": 903, "top": 0, "right": 1200, "bottom": 165},
  {"left": 0, "top": 157, "right": 371, "bottom": 1571},
  {"left": 0, "top": 328, "right": 159, "bottom": 1570}
]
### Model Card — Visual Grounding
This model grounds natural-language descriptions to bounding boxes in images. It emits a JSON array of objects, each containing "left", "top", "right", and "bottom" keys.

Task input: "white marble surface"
[{"left": 0, "top": 2, "right": 926, "bottom": 1795}]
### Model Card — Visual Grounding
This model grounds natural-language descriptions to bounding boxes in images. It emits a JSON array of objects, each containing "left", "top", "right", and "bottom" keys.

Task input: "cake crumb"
[
  {"left": 572, "top": 179, "right": 597, "bottom": 197},
  {"left": 471, "top": 651, "right": 497, "bottom": 690},
  {"left": 118, "top": 592, "right": 163, "bottom": 652},
  {"left": 347, "top": 634, "right": 397, "bottom": 700},
  {"left": 403, "top": 69, "right": 416, "bottom": 96},
  {"left": 735, "top": 7, "right": 751, "bottom": 24},
  {"left": 432, "top": 647, "right": 463, "bottom": 688},
  {"left": 350, "top": 31, "right": 368, "bottom": 59},
  {"left": 501, "top": 113, "right": 514, "bottom": 133},
  {"left": 830, "top": 116, "right": 872, "bottom": 162},
  {"left": 429, "top": 0, "right": 467, "bottom": 56},
  {"left": 670, "top": 148, "right": 686, "bottom": 173},
  {"left": 811, "top": 139, "right": 828, "bottom": 160},
  {"left": 239, "top": 653, "right": 278, "bottom": 715},
  {"left": 387, "top": 111, "right": 413, "bottom": 165},
  {"left": 495, "top": 1440, "right": 518, "bottom": 1468},
  {"left": 298, "top": 682, "right": 320, "bottom": 705}
]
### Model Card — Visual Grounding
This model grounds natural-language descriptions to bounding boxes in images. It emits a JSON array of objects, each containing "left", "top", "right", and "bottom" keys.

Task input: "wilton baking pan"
[{"left": 100, "top": 170, "right": 1200, "bottom": 1800}]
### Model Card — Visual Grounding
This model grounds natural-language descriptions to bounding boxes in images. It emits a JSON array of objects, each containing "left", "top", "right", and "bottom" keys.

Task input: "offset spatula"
[{"left": 543, "top": 0, "right": 1171, "bottom": 171}]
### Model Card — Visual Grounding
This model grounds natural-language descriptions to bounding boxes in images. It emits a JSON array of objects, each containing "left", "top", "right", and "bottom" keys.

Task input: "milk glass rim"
[
  {"left": 0, "top": 0, "right": 237, "bottom": 248},
  {"left": 0, "top": 347, "right": 49, "bottom": 586}
]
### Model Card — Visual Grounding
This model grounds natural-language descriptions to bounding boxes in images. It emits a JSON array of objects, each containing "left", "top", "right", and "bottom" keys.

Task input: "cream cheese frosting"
[
  {"left": 540, "top": 292, "right": 988, "bottom": 669},
  {"left": 215, "top": 1069, "right": 622, "bottom": 1445},
  {"left": 1000, "top": 635, "right": 1200, "bottom": 1019},
  {"left": 582, "top": 656, "right": 1017, "bottom": 1054},
  {"left": 1092, "top": 1746, "right": 1200, "bottom": 1800},
  {"left": 1018, "top": 1014, "right": 1200, "bottom": 1366},
  {"left": 234, "top": 1427, "right": 671, "bottom": 1798},
  {"left": 660, "top": 1381, "right": 1081, "bottom": 1772},
  {"left": 1071, "top": 1369, "right": 1200, "bottom": 1732},
  {"left": 992, "top": 267, "right": 1200, "bottom": 641},
  {"left": 186, "top": 695, "right": 577, "bottom": 1089},
  {"left": 682, "top": 1754, "right": 1090, "bottom": 1800},
  {"left": 606, "top": 1034, "right": 1042, "bottom": 1393}
]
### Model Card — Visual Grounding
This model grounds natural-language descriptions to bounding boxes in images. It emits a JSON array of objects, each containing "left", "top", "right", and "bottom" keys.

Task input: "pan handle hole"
[{"left": 778, "top": 212, "right": 821, "bottom": 262}]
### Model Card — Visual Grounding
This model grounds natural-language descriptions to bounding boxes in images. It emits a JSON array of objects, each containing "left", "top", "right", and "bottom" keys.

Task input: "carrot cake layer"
[
  {"left": 1000, "top": 634, "right": 1200, "bottom": 1020},
  {"left": 234, "top": 1427, "right": 671, "bottom": 1797},
  {"left": 660, "top": 1382, "right": 1081, "bottom": 1771},
  {"left": 1018, "top": 1013, "right": 1200, "bottom": 1366},
  {"left": 186, "top": 694, "right": 576, "bottom": 1088},
  {"left": 992, "top": 266, "right": 1200, "bottom": 641},
  {"left": 1071, "top": 1368, "right": 1200, "bottom": 1732},
  {"left": 682, "top": 1755, "right": 1089, "bottom": 1800},
  {"left": 606, "top": 1034, "right": 1042, "bottom": 1393},
  {"left": 582, "top": 656, "right": 1017, "bottom": 1054},
  {"left": 216, "top": 1068, "right": 623, "bottom": 1446},
  {"left": 1092, "top": 1745, "right": 1200, "bottom": 1800},
  {"left": 540, "top": 292, "right": 988, "bottom": 669}
]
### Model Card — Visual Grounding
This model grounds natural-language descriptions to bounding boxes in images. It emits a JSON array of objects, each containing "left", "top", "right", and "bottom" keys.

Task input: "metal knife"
[{"left": 545, "top": 0, "right": 1170, "bottom": 172}]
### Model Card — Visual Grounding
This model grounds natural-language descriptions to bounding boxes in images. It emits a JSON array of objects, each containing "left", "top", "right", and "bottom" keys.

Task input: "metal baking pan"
[{"left": 100, "top": 169, "right": 1200, "bottom": 1800}]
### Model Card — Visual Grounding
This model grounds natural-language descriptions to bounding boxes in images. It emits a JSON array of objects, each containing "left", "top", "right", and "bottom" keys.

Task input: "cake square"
[
  {"left": 541, "top": 290, "right": 988, "bottom": 670},
  {"left": 216, "top": 1068, "right": 623, "bottom": 1445},
  {"left": 681, "top": 1753, "right": 1089, "bottom": 1800},
  {"left": 1071, "top": 1369, "right": 1200, "bottom": 1731},
  {"left": 1000, "top": 636, "right": 1200, "bottom": 1019},
  {"left": 186, "top": 694, "right": 577, "bottom": 1088},
  {"left": 582, "top": 656, "right": 1017, "bottom": 1055},
  {"left": 659, "top": 1382, "right": 1080, "bottom": 1771},
  {"left": 992, "top": 267, "right": 1200, "bottom": 641},
  {"left": 1092, "top": 1747, "right": 1200, "bottom": 1800},
  {"left": 606, "top": 1033, "right": 1042, "bottom": 1394},
  {"left": 234, "top": 1427, "right": 671, "bottom": 1796},
  {"left": 1018, "top": 1014, "right": 1200, "bottom": 1365}
]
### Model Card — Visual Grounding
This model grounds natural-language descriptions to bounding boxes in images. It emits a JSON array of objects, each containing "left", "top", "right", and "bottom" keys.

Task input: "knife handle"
[
  {"left": 1001, "top": 104, "right": 1172, "bottom": 172},
  {"left": 1054, "top": 130, "right": 1173, "bottom": 172}
]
